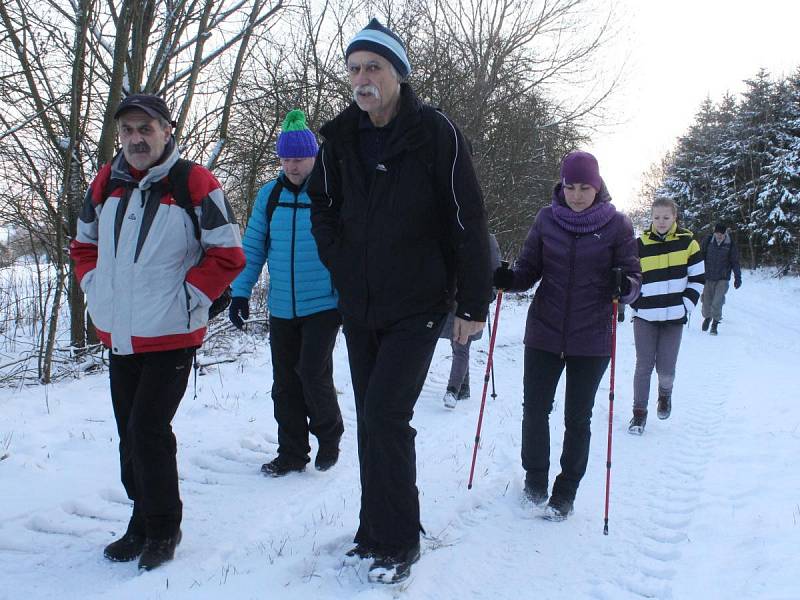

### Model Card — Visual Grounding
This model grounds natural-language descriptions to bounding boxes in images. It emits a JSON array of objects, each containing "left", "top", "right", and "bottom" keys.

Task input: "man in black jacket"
[
  {"left": 308, "top": 18, "right": 491, "bottom": 584},
  {"left": 700, "top": 222, "right": 742, "bottom": 335}
]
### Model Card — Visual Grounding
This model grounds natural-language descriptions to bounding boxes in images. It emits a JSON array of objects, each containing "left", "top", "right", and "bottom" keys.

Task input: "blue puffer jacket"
[{"left": 231, "top": 173, "right": 337, "bottom": 319}]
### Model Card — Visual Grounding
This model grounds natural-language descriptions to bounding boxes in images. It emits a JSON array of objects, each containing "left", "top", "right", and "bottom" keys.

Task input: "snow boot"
[
  {"left": 628, "top": 409, "right": 647, "bottom": 435},
  {"left": 345, "top": 542, "right": 376, "bottom": 560},
  {"left": 104, "top": 520, "right": 146, "bottom": 562},
  {"left": 657, "top": 394, "right": 672, "bottom": 420},
  {"left": 314, "top": 444, "right": 340, "bottom": 472},
  {"left": 457, "top": 381, "right": 470, "bottom": 401},
  {"left": 542, "top": 496, "right": 574, "bottom": 522},
  {"left": 701, "top": 317, "right": 711, "bottom": 332},
  {"left": 524, "top": 484, "right": 549, "bottom": 507},
  {"left": 710, "top": 320, "right": 719, "bottom": 335},
  {"left": 443, "top": 386, "right": 458, "bottom": 409},
  {"left": 261, "top": 456, "right": 306, "bottom": 477},
  {"left": 368, "top": 543, "right": 420, "bottom": 584},
  {"left": 138, "top": 530, "right": 182, "bottom": 571}
]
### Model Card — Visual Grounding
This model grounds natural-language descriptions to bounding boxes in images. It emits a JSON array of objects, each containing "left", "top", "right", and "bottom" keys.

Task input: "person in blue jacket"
[{"left": 229, "top": 110, "right": 343, "bottom": 476}]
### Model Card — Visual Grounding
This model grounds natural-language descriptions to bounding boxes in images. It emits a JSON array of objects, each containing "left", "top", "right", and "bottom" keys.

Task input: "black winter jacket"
[{"left": 308, "top": 84, "right": 491, "bottom": 328}]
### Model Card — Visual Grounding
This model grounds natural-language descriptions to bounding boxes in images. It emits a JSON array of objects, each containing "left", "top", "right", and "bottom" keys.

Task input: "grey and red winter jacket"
[{"left": 70, "top": 143, "right": 245, "bottom": 355}]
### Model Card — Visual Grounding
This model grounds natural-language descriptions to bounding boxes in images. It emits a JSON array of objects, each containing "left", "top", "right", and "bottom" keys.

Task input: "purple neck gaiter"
[{"left": 551, "top": 197, "right": 617, "bottom": 234}]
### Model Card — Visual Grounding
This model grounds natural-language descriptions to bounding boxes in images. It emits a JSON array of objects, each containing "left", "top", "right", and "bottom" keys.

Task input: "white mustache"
[{"left": 353, "top": 85, "right": 380, "bottom": 102}]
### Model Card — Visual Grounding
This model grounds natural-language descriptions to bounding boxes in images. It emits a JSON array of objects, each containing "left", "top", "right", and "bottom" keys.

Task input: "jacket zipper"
[
  {"left": 290, "top": 188, "right": 298, "bottom": 319},
  {"left": 561, "top": 234, "right": 579, "bottom": 358}
]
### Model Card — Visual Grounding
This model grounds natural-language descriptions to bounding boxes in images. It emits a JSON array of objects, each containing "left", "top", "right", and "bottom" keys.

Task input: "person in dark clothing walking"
[
  {"left": 493, "top": 151, "right": 641, "bottom": 521},
  {"left": 229, "top": 110, "right": 343, "bottom": 477},
  {"left": 700, "top": 223, "right": 742, "bottom": 335},
  {"left": 70, "top": 94, "right": 245, "bottom": 570},
  {"left": 307, "top": 18, "right": 491, "bottom": 584}
]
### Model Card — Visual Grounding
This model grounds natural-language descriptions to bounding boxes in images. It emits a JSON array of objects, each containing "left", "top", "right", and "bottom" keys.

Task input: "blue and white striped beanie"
[{"left": 345, "top": 18, "right": 411, "bottom": 79}]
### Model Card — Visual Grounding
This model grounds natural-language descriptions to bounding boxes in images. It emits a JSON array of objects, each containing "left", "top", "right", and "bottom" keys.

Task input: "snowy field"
[{"left": 1, "top": 270, "right": 798, "bottom": 600}]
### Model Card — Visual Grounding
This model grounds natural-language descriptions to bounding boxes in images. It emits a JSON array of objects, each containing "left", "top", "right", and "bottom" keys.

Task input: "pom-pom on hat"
[
  {"left": 560, "top": 151, "right": 602, "bottom": 192},
  {"left": 346, "top": 18, "right": 411, "bottom": 79},
  {"left": 276, "top": 110, "right": 319, "bottom": 159}
]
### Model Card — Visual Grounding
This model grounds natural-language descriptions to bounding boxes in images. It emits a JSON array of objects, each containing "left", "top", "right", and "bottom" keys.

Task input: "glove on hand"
[
  {"left": 610, "top": 268, "right": 631, "bottom": 299},
  {"left": 493, "top": 265, "right": 515, "bottom": 290},
  {"left": 617, "top": 304, "right": 626, "bottom": 322},
  {"left": 734, "top": 278, "right": 742, "bottom": 289},
  {"left": 229, "top": 296, "right": 250, "bottom": 330}
]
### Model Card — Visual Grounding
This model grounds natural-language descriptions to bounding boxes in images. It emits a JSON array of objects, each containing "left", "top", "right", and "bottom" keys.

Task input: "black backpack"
[{"left": 104, "top": 157, "right": 232, "bottom": 320}]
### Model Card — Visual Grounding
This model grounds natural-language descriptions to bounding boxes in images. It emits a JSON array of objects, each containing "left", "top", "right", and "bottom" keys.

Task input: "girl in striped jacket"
[{"left": 628, "top": 198, "right": 704, "bottom": 434}]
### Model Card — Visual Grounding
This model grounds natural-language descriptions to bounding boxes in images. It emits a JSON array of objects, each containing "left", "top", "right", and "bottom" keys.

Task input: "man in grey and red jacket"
[{"left": 70, "top": 94, "right": 245, "bottom": 570}]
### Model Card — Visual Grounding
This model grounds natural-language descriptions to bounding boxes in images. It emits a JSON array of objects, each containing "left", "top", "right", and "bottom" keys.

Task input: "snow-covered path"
[{"left": 1, "top": 270, "right": 798, "bottom": 599}]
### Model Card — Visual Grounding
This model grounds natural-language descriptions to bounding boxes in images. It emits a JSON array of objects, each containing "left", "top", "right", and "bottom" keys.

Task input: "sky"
[
  {"left": 591, "top": 0, "right": 800, "bottom": 211},
  {"left": 1, "top": 267, "right": 798, "bottom": 598}
]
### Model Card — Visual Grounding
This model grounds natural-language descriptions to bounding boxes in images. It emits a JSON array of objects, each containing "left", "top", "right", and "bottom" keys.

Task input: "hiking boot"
[
  {"left": 345, "top": 542, "right": 376, "bottom": 559},
  {"left": 314, "top": 444, "right": 340, "bottom": 472},
  {"left": 104, "top": 530, "right": 146, "bottom": 562},
  {"left": 543, "top": 496, "right": 574, "bottom": 522},
  {"left": 443, "top": 386, "right": 458, "bottom": 409},
  {"left": 701, "top": 317, "right": 711, "bottom": 332},
  {"left": 138, "top": 530, "right": 182, "bottom": 571},
  {"left": 710, "top": 320, "right": 719, "bottom": 335},
  {"left": 368, "top": 543, "right": 421, "bottom": 584},
  {"left": 628, "top": 409, "right": 647, "bottom": 435},
  {"left": 457, "top": 381, "right": 470, "bottom": 400},
  {"left": 524, "top": 484, "right": 549, "bottom": 506},
  {"left": 657, "top": 395, "right": 672, "bottom": 420},
  {"left": 261, "top": 456, "right": 306, "bottom": 477}
]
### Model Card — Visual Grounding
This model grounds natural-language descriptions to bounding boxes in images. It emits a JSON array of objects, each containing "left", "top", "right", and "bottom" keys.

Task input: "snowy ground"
[{"left": 1, "top": 270, "right": 798, "bottom": 600}]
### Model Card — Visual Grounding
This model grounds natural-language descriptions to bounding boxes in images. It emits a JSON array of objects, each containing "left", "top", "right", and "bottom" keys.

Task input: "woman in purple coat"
[{"left": 493, "top": 151, "right": 641, "bottom": 521}]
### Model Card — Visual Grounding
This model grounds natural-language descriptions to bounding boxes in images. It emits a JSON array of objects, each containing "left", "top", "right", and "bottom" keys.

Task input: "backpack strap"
[
  {"left": 167, "top": 158, "right": 199, "bottom": 240},
  {"left": 264, "top": 178, "right": 284, "bottom": 250}
]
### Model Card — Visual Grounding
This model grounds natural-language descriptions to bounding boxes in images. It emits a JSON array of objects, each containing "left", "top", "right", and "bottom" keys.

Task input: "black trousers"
[
  {"left": 109, "top": 347, "right": 193, "bottom": 539},
  {"left": 343, "top": 312, "right": 445, "bottom": 554},
  {"left": 269, "top": 309, "right": 344, "bottom": 463},
  {"left": 522, "top": 347, "right": 609, "bottom": 502}
]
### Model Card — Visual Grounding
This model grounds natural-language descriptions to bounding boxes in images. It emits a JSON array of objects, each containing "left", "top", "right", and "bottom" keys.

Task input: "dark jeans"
[
  {"left": 269, "top": 309, "right": 344, "bottom": 463},
  {"left": 522, "top": 347, "right": 609, "bottom": 501},
  {"left": 109, "top": 347, "right": 194, "bottom": 539},
  {"left": 343, "top": 312, "right": 445, "bottom": 554}
]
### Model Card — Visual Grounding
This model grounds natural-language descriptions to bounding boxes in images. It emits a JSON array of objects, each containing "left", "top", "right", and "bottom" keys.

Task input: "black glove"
[
  {"left": 610, "top": 268, "right": 631, "bottom": 299},
  {"left": 229, "top": 296, "right": 250, "bottom": 330},
  {"left": 734, "top": 278, "right": 742, "bottom": 289},
  {"left": 493, "top": 264, "right": 515, "bottom": 290},
  {"left": 617, "top": 304, "right": 626, "bottom": 322}
]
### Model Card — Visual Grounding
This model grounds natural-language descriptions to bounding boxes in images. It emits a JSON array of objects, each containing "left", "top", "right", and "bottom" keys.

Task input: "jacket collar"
[{"left": 110, "top": 138, "right": 180, "bottom": 190}]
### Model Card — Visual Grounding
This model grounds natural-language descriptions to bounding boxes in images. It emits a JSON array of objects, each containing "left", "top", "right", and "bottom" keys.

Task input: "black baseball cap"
[{"left": 114, "top": 93, "right": 174, "bottom": 125}]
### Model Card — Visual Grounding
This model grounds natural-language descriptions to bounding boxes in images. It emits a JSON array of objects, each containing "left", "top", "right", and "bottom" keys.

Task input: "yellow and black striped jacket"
[{"left": 631, "top": 223, "right": 705, "bottom": 324}]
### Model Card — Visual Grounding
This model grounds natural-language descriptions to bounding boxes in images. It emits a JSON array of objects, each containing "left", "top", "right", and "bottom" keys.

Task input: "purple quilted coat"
[{"left": 508, "top": 183, "right": 641, "bottom": 357}]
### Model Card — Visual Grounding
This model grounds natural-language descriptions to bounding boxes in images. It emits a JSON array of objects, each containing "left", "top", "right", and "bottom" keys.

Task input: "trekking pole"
[
  {"left": 486, "top": 311, "right": 498, "bottom": 400},
  {"left": 604, "top": 268, "right": 623, "bottom": 535},
  {"left": 468, "top": 261, "right": 508, "bottom": 490}
]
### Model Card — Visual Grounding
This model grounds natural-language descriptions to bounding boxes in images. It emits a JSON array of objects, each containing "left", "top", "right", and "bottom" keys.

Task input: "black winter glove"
[
  {"left": 617, "top": 304, "right": 626, "bottom": 322},
  {"left": 229, "top": 296, "right": 250, "bottom": 330},
  {"left": 493, "top": 264, "right": 515, "bottom": 290},
  {"left": 610, "top": 268, "right": 631, "bottom": 299},
  {"left": 734, "top": 278, "right": 742, "bottom": 289}
]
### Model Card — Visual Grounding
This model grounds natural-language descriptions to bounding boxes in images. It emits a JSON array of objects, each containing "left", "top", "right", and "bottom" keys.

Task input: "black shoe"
[
  {"left": 104, "top": 530, "right": 146, "bottom": 562},
  {"left": 457, "top": 381, "right": 470, "bottom": 400},
  {"left": 138, "top": 530, "right": 182, "bottom": 571},
  {"left": 523, "top": 484, "right": 548, "bottom": 506},
  {"left": 701, "top": 317, "right": 711, "bottom": 332},
  {"left": 543, "top": 496, "right": 574, "bottom": 522},
  {"left": 628, "top": 409, "right": 647, "bottom": 435},
  {"left": 345, "top": 542, "right": 376, "bottom": 559},
  {"left": 710, "top": 320, "right": 719, "bottom": 335},
  {"left": 368, "top": 543, "right": 421, "bottom": 584},
  {"left": 261, "top": 456, "right": 306, "bottom": 477},
  {"left": 657, "top": 395, "right": 672, "bottom": 420},
  {"left": 314, "top": 444, "right": 340, "bottom": 472}
]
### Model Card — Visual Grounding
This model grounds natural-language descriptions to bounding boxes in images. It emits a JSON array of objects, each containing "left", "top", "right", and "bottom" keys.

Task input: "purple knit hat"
[
  {"left": 276, "top": 110, "right": 319, "bottom": 159},
  {"left": 560, "top": 151, "right": 602, "bottom": 191}
]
